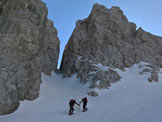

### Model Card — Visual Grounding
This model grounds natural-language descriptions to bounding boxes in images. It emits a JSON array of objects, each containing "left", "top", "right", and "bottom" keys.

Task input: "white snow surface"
[
  {"left": 0, "top": 63, "right": 162, "bottom": 122},
  {"left": 94, "top": 63, "right": 110, "bottom": 71}
]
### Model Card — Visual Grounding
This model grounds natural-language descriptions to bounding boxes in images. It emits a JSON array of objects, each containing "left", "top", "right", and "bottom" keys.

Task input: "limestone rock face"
[
  {"left": 60, "top": 4, "right": 162, "bottom": 88},
  {"left": 41, "top": 20, "right": 60, "bottom": 75},
  {"left": 0, "top": 0, "right": 60, "bottom": 114}
]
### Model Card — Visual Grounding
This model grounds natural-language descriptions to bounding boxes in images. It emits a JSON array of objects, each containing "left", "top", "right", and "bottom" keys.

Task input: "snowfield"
[{"left": 0, "top": 63, "right": 162, "bottom": 122}]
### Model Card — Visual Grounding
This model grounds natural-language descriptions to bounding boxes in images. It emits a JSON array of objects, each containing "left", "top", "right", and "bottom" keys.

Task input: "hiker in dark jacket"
[
  {"left": 79, "top": 97, "right": 88, "bottom": 112},
  {"left": 69, "top": 99, "right": 80, "bottom": 115}
]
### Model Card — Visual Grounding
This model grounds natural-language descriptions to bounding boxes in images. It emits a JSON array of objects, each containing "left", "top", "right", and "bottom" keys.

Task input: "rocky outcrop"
[
  {"left": 87, "top": 91, "right": 99, "bottom": 96},
  {"left": 60, "top": 4, "right": 162, "bottom": 88},
  {"left": 0, "top": 0, "right": 60, "bottom": 114},
  {"left": 41, "top": 20, "right": 60, "bottom": 75}
]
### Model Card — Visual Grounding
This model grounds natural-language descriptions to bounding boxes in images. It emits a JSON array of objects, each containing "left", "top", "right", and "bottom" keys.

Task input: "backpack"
[
  {"left": 83, "top": 97, "right": 87, "bottom": 102},
  {"left": 69, "top": 99, "right": 75, "bottom": 106}
]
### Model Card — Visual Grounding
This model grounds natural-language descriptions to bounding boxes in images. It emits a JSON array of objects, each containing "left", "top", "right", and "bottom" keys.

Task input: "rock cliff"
[
  {"left": 0, "top": 0, "right": 60, "bottom": 114},
  {"left": 41, "top": 20, "right": 60, "bottom": 75},
  {"left": 60, "top": 4, "right": 162, "bottom": 89}
]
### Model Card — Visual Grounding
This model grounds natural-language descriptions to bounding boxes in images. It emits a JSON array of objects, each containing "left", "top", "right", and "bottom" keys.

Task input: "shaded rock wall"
[
  {"left": 0, "top": 0, "right": 60, "bottom": 114},
  {"left": 41, "top": 20, "right": 60, "bottom": 75}
]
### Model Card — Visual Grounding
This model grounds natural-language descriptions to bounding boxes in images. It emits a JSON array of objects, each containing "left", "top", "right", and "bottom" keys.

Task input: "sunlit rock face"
[{"left": 60, "top": 4, "right": 162, "bottom": 89}]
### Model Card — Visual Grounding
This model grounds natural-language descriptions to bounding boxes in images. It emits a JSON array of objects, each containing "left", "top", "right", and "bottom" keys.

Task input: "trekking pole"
[
  {"left": 77, "top": 104, "right": 80, "bottom": 113},
  {"left": 75, "top": 102, "right": 80, "bottom": 113},
  {"left": 79, "top": 105, "right": 80, "bottom": 112}
]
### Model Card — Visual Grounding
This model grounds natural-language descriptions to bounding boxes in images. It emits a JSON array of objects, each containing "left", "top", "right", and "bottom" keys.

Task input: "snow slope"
[{"left": 0, "top": 63, "right": 162, "bottom": 122}]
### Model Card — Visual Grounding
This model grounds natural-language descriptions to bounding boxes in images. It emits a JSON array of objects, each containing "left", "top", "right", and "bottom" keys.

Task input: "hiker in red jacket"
[
  {"left": 80, "top": 97, "right": 88, "bottom": 112},
  {"left": 69, "top": 99, "right": 80, "bottom": 115}
]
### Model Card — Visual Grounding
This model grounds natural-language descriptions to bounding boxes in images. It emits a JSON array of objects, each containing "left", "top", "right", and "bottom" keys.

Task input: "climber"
[
  {"left": 79, "top": 97, "right": 88, "bottom": 112},
  {"left": 69, "top": 99, "right": 80, "bottom": 115}
]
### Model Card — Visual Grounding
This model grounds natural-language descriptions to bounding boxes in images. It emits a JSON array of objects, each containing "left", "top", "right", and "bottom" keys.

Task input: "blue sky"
[{"left": 42, "top": 0, "right": 162, "bottom": 68}]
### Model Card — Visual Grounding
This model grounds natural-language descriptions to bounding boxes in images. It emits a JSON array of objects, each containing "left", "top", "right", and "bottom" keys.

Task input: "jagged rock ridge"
[
  {"left": 60, "top": 4, "right": 162, "bottom": 89},
  {"left": 0, "top": 0, "right": 60, "bottom": 114}
]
